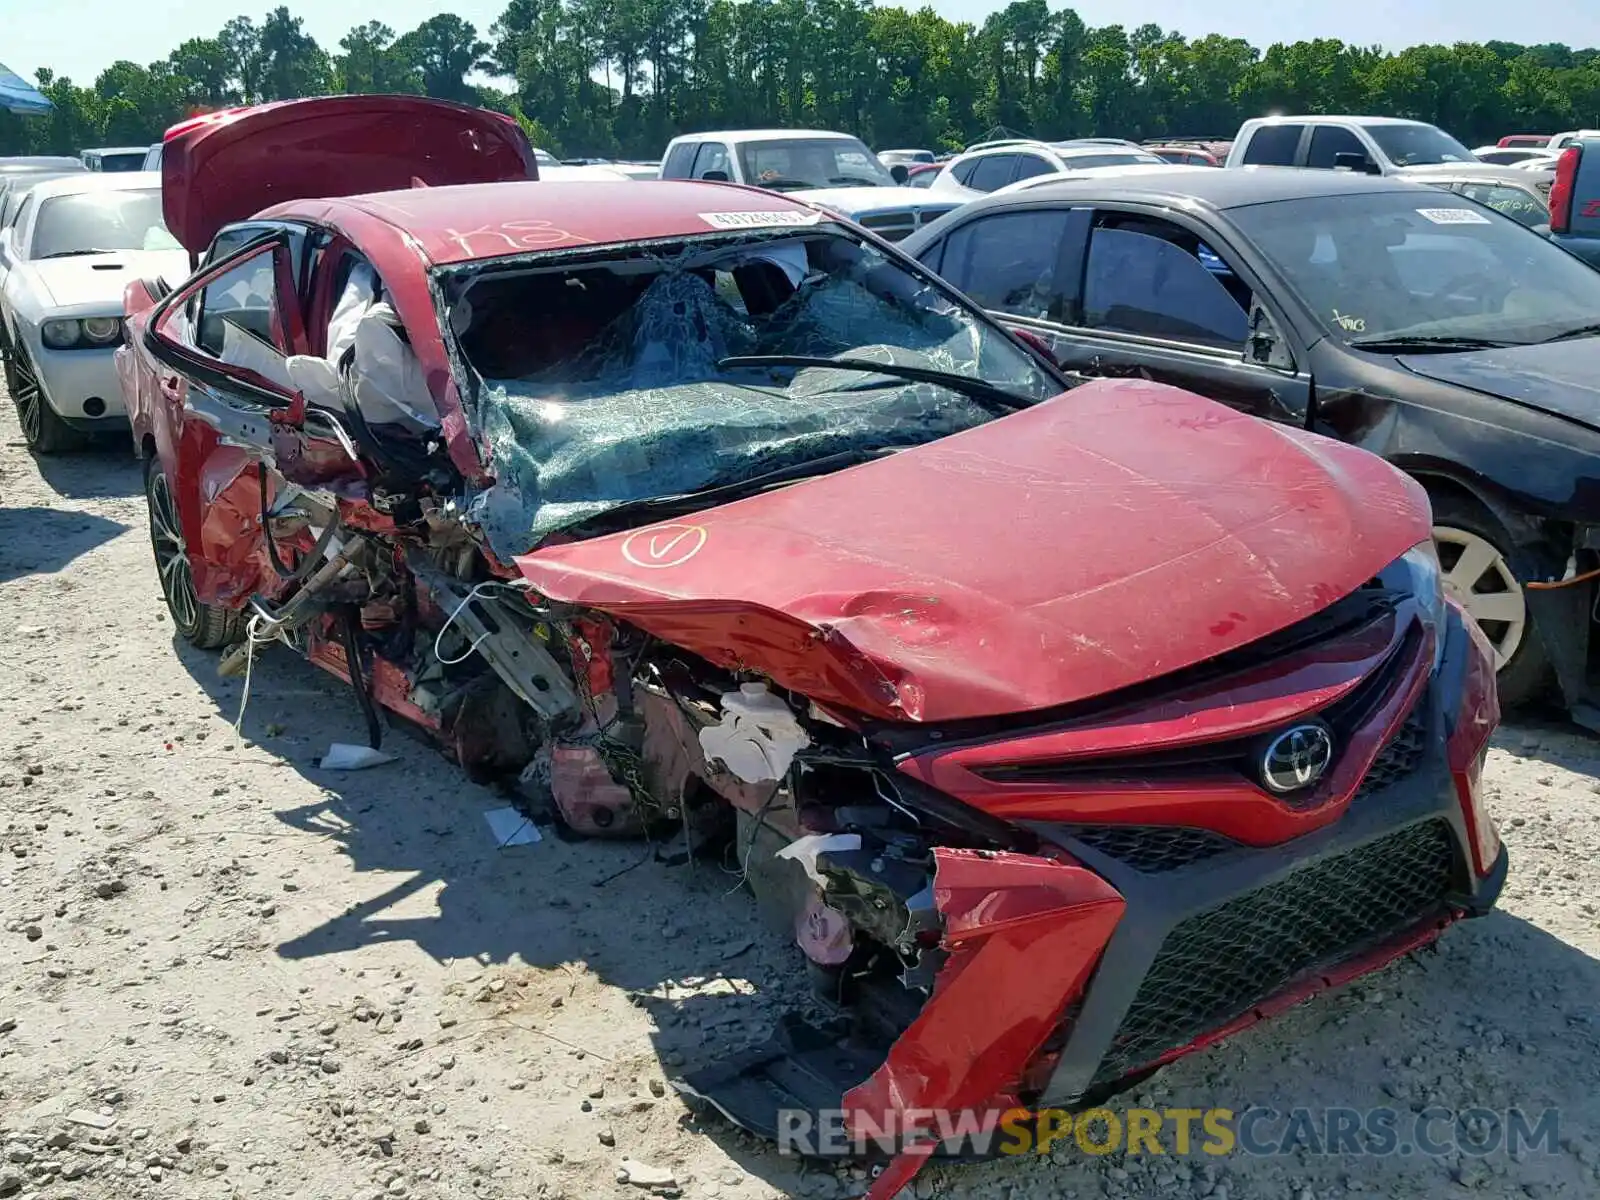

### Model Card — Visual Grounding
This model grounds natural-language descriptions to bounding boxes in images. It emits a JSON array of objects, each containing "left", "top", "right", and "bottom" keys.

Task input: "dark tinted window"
[
  {"left": 966, "top": 154, "right": 1018, "bottom": 192},
  {"left": 1366, "top": 124, "right": 1475, "bottom": 167},
  {"left": 950, "top": 159, "right": 978, "bottom": 185},
  {"left": 938, "top": 210, "right": 1074, "bottom": 319},
  {"left": 1011, "top": 154, "right": 1055, "bottom": 182},
  {"left": 1083, "top": 227, "right": 1249, "bottom": 347},
  {"left": 1306, "top": 125, "right": 1371, "bottom": 169},
  {"left": 1242, "top": 125, "right": 1304, "bottom": 166},
  {"left": 29, "top": 189, "right": 180, "bottom": 258},
  {"left": 662, "top": 141, "right": 698, "bottom": 178}
]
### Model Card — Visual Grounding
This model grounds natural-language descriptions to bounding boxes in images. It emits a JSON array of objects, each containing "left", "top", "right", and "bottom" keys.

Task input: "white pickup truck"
[
  {"left": 658, "top": 129, "right": 958, "bottom": 242},
  {"left": 1225, "top": 116, "right": 1479, "bottom": 176}
]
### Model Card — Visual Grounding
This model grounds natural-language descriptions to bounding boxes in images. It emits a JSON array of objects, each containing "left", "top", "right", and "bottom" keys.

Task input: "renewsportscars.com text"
[{"left": 777, "top": 1105, "right": 1561, "bottom": 1159}]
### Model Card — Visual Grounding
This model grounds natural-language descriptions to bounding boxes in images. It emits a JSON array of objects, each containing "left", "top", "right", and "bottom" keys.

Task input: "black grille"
[
  {"left": 1090, "top": 819, "right": 1457, "bottom": 1086},
  {"left": 1067, "top": 825, "right": 1238, "bottom": 873},
  {"left": 1352, "top": 707, "right": 1430, "bottom": 802}
]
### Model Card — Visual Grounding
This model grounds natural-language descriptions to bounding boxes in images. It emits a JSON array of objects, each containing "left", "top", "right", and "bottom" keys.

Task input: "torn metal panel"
[{"left": 841, "top": 849, "right": 1124, "bottom": 1143}]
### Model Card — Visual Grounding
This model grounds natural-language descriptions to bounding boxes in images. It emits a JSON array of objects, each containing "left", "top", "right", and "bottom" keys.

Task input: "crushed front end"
[{"left": 655, "top": 562, "right": 1504, "bottom": 1195}]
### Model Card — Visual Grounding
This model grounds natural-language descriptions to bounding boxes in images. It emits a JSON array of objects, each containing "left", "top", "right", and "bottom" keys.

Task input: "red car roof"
[{"left": 262, "top": 180, "right": 836, "bottom": 266}]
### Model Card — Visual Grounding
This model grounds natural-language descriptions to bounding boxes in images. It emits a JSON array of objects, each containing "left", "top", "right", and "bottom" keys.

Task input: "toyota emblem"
[{"left": 1259, "top": 722, "right": 1336, "bottom": 794}]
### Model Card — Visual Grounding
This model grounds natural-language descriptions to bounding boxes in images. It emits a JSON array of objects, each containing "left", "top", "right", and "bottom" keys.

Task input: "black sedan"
[{"left": 904, "top": 167, "right": 1600, "bottom": 724}]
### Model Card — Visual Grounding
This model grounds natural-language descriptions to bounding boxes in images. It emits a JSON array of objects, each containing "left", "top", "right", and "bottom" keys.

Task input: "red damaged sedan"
[{"left": 118, "top": 97, "right": 1505, "bottom": 1195}]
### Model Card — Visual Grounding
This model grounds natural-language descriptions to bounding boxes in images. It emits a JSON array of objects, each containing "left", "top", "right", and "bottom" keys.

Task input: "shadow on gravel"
[
  {"left": 0, "top": 505, "right": 128, "bottom": 581},
  {"left": 1491, "top": 707, "right": 1600, "bottom": 774},
  {"left": 28, "top": 439, "right": 142, "bottom": 500},
  {"left": 169, "top": 631, "right": 807, "bottom": 1052}
]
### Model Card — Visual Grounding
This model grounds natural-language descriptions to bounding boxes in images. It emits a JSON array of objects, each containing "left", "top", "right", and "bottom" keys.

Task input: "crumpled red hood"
[{"left": 515, "top": 380, "right": 1430, "bottom": 723}]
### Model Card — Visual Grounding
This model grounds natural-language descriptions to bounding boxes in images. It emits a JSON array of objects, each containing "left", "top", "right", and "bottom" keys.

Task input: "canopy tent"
[{"left": 0, "top": 63, "right": 52, "bottom": 115}]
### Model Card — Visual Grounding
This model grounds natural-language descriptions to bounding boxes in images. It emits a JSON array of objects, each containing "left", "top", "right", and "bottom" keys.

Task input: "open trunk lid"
[{"left": 161, "top": 95, "right": 537, "bottom": 255}]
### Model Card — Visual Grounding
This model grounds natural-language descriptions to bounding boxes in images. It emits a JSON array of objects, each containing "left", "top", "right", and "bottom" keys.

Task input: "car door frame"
[
  {"left": 143, "top": 228, "right": 310, "bottom": 443},
  {"left": 924, "top": 198, "right": 1318, "bottom": 427}
]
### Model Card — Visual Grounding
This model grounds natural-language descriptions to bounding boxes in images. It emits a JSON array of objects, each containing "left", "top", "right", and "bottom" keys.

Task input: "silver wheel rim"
[
  {"left": 149, "top": 470, "right": 199, "bottom": 632},
  {"left": 11, "top": 348, "right": 43, "bottom": 446},
  {"left": 1433, "top": 524, "right": 1527, "bottom": 669}
]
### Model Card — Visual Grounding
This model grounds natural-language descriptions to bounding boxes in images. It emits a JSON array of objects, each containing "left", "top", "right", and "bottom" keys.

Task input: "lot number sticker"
[
  {"left": 700, "top": 210, "right": 823, "bottom": 230},
  {"left": 1416, "top": 207, "right": 1492, "bottom": 225}
]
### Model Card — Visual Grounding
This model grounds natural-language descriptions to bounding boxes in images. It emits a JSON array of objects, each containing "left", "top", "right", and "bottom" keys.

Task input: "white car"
[
  {"left": 799, "top": 187, "right": 962, "bottom": 241},
  {"left": 0, "top": 172, "right": 188, "bottom": 451},
  {"left": 1470, "top": 145, "right": 1559, "bottom": 167},
  {"left": 927, "top": 140, "right": 1169, "bottom": 198},
  {"left": 991, "top": 161, "right": 1196, "bottom": 195},
  {"left": 658, "top": 129, "right": 952, "bottom": 239}
]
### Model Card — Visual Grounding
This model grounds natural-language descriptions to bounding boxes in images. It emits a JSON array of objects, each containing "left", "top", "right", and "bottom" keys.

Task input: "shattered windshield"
[
  {"left": 450, "top": 226, "right": 1059, "bottom": 556},
  {"left": 738, "top": 139, "right": 897, "bottom": 190}
]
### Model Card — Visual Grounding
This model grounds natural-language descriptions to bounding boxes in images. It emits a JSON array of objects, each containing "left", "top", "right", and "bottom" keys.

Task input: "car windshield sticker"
[
  {"left": 699, "top": 210, "right": 823, "bottom": 230},
  {"left": 1332, "top": 309, "right": 1366, "bottom": 332},
  {"left": 1416, "top": 207, "right": 1492, "bottom": 225}
]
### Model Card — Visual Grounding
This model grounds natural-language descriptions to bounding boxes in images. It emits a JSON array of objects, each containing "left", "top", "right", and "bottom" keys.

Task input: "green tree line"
[{"left": 4, "top": 2, "right": 1599, "bottom": 161}]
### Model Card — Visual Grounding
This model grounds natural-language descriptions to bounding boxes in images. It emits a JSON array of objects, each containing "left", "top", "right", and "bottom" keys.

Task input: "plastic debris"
[
  {"left": 483, "top": 806, "right": 543, "bottom": 848},
  {"left": 775, "top": 832, "right": 863, "bottom": 887},
  {"left": 318, "top": 743, "right": 397, "bottom": 771}
]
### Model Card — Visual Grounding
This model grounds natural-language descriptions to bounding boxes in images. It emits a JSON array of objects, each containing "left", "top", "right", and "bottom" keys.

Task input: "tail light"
[
  {"left": 1549, "top": 146, "right": 1580, "bottom": 234},
  {"left": 1445, "top": 603, "right": 1501, "bottom": 875}
]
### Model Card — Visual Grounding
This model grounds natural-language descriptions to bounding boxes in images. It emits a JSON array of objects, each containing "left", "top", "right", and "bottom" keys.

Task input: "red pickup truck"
[{"left": 1548, "top": 139, "right": 1600, "bottom": 267}]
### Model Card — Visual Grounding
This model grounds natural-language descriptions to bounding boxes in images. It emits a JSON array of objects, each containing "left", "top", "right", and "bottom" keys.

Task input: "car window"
[
  {"left": 950, "top": 159, "right": 977, "bottom": 186},
  {"left": 738, "top": 137, "right": 896, "bottom": 189},
  {"left": 662, "top": 142, "right": 698, "bottom": 178},
  {"left": 3, "top": 193, "right": 32, "bottom": 232},
  {"left": 1366, "top": 124, "right": 1475, "bottom": 167},
  {"left": 1083, "top": 224, "right": 1250, "bottom": 348},
  {"left": 691, "top": 143, "right": 731, "bottom": 180},
  {"left": 1230, "top": 189, "right": 1600, "bottom": 345},
  {"left": 28, "top": 188, "right": 180, "bottom": 259},
  {"left": 192, "top": 243, "right": 294, "bottom": 390},
  {"left": 1306, "top": 126, "right": 1371, "bottom": 170},
  {"left": 938, "top": 210, "right": 1075, "bottom": 320},
  {"left": 1456, "top": 182, "right": 1548, "bottom": 228},
  {"left": 1242, "top": 125, "right": 1304, "bottom": 166},
  {"left": 966, "top": 155, "right": 1017, "bottom": 193},
  {"left": 1059, "top": 152, "right": 1165, "bottom": 169},
  {"left": 1012, "top": 154, "right": 1055, "bottom": 183}
]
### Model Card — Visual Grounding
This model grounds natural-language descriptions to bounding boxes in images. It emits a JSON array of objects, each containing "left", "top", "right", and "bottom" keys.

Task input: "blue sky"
[{"left": 8, "top": 0, "right": 1600, "bottom": 86}]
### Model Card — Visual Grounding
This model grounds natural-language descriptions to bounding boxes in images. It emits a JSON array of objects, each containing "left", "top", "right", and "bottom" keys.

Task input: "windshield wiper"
[
  {"left": 1346, "top": 334, "right": 1520, "bottom": 353},
  {"left": 754, "top": 177, "right": 816, "bottom": 191},
  {"left": 572, "top": 447, "right": 899, "bottom": 532},
  {"left": 1538, "top": 322, "right": 1600, "bottom": 344},
  {"left": 718, "top": 355, "right": 1037, "bottom": 414},
  {"left": 40, "top": 248, "right": 124, "bottom": 259}
]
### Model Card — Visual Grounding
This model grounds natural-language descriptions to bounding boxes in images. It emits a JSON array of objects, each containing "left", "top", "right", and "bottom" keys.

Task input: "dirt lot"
[{"left": 1, "top": 386, "right": 1599, "bottom": 1200}]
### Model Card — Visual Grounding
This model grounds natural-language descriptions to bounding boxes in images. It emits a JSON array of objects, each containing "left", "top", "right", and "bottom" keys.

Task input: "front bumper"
[
  {"left": 29, "top": 340, "right": 128, "bottom": 426},
  {"left": 676, "top": 605, "right": 1502, "bottom": 1200},
  {"left": 1032, "top": 691, "right": 1501, "bottom": 1106}
]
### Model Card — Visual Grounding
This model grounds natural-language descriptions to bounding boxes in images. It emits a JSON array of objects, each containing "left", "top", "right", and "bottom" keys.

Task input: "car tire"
[
  {"left": 145, "top": 456, "right": 245, "bottom": 650},
  {"left": 6, "top": 342, "right": 88, "bottom": 454},
  {"left": 1430, "top": 493, "right": 1552, "bottom": 707}
]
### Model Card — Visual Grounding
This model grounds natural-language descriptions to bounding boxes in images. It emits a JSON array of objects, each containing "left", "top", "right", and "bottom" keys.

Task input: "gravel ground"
[{"left": 1, "top": 387, "right": 1599, "bottom": 1200}]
